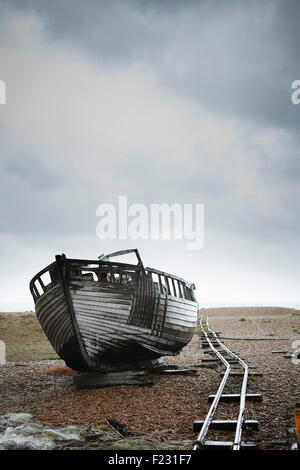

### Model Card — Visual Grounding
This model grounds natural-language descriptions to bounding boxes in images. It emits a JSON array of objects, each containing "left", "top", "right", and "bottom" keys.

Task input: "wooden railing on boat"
[{"left": 29, "top": 253, "right": 196, "bottom": 304}]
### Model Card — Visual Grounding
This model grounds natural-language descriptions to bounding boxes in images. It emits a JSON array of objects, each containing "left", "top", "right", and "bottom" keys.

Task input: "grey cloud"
[
  {"left": 3, "top": 0, "right": 300, "bottom": 132},
  {"left": 0, "top": 0, "right": 300, "bottom": 308},
  {"left": 0, "top": 139, "right": 95, "bottom": 235},
  {"left": 2, "top": 151, "right": 63, "bottom": 190},
  {"left": 2, "top": 0, "right": 170, "bottom": 64}
]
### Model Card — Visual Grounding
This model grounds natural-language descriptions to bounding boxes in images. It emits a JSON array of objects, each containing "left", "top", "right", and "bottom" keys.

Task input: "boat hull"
[{"left": 31, "top": 252, "right": 198, "bottom": 372}]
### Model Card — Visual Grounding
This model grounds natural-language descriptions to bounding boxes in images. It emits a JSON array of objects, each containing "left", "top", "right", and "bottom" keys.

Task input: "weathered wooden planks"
[
  {"left": 36, "top": 284, "right": 74, "bottom": 357},
  {"left": 73, "top": 370, "right": 153, "bottom": 389},
  {"left": 30, "top": 251, "right": 198, "bottom": 373}
]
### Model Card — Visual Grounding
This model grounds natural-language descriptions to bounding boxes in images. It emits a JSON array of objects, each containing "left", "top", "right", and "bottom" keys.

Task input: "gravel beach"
[{"left": 0, "top": 307, "right": 299, "bottom": 450}]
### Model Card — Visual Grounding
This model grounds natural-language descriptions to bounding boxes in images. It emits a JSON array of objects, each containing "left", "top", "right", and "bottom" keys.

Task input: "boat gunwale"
[
  {"left": 30, "top": 256, "right": 197, "bottom": 304},
  {"left": 67, "top": 258, "right": 195, "bottom": 289}
]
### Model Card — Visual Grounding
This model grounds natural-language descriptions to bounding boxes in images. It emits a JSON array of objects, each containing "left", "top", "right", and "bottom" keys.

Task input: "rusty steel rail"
[{"left": 193, "top": 316, "right": 253, "bottom": 451}]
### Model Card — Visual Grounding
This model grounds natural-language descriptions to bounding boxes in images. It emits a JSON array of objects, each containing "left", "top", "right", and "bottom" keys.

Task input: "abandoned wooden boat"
[{"left": 29, "top": 249, "right": 198, "bottom": 372}]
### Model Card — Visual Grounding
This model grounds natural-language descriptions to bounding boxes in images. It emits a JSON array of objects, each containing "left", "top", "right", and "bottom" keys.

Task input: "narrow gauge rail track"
[{"left": 193, "top": 317, "right": 261, "bottom": 450}]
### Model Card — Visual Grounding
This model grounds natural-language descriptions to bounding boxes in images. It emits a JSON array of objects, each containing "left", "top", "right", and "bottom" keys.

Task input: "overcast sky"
[{"left": 0, "top": 0, "right": 299, "bottom": 311}]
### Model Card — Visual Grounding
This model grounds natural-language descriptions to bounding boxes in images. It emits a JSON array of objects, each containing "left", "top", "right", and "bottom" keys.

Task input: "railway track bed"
[{"left": 193, "top": 317, "right": 263, "bottom": 450}]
